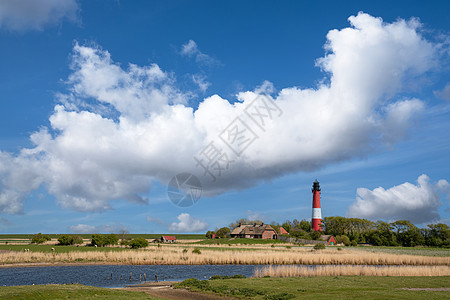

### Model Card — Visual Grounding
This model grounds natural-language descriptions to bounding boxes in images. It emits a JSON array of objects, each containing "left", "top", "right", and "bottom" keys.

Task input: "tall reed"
[
  {"left": 0, "top": 247, "right": 448, "bottom": 266},
  {"left": 254, "top": 265, "right": 450, "bottom": 277}
]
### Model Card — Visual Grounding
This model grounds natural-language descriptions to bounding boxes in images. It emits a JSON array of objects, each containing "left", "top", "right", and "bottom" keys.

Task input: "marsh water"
[{"left": 0, "top": 264, "right": 265, "bottom": 288}]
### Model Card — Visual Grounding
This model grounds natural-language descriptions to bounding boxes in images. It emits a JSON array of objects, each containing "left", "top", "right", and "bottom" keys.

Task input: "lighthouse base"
[{"left": 312, "top": 218, "right": 322, "bottom": 232}]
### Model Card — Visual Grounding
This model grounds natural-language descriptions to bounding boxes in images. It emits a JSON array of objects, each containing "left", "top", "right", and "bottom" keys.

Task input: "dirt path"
[{"left": 120, "top": 281, "right": 233, "bottom": 300}]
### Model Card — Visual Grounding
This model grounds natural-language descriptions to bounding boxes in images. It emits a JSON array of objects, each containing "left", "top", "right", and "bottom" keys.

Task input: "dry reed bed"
[
  {"left": 254, "top": 265, "right": 450, "bottom": 277},
  {"left": 0, "top": 248, "right": 449, "bottom": 266}
]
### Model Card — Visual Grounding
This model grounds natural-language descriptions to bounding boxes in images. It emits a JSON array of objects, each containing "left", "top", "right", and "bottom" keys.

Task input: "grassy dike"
[
  {"left": 0, "top": 284, "right": 153, "bottom": 300},
  {"left": 175, "top": 276, "right": 450, "bottom": 299}
]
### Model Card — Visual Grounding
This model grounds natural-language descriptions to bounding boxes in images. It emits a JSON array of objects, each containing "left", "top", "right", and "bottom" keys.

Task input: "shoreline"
[{"left": 1, "top": 261, "right": 449, "bottom": 268}]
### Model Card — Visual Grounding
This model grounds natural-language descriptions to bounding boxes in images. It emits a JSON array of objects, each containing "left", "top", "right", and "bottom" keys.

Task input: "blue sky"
[{"left": 0, "top": 0, "right": 449, "bottom": 234}]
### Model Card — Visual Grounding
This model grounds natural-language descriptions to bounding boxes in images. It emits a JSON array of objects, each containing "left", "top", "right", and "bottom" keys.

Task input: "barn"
[
  {"left": 160, "top": 235, "right": 176, "bottom": 243},
  {"left": 319, "top": 235, "right": 336, "bottom": 246}
]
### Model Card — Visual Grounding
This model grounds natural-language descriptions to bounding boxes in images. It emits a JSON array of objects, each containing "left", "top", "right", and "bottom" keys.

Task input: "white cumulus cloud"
[
  {"left": 169, "top": 213, "right": 208, "bottom": 233},
  {"left": 69, "top": 223, "right": 127, "bottom": 234},
  {"left": 0, "top": 13, "right": 442, "bottom": 213},
  {"left": 0, "top": 0, "right": 79, "bottom": 32},
  {"left": 347, "top": 174, "right": 445, "bottom": 223},
  {"left": 69, "top": 224, "right": 96, "bottom": 234}
]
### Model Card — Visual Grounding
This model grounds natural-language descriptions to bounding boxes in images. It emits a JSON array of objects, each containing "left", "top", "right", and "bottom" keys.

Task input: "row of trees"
[
  {"left": 276, "top": 217, "right": 449, "bottom": 247},
  {"left": 213, "top": 217, "right": 449, "bottom": 248},
  {"left": 321, "top": 217, "right": 449, "bottom": 247},
  {"left": 92, "top": 233, "right": 149, "bottom": 249}
]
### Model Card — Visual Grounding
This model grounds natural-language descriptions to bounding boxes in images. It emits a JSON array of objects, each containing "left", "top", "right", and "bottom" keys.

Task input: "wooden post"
[
  {"left": 130, "top": 272, "right": 132, "bottom": 281},
  {"left": 139, "top": 274, "right": 141, "bottom": 283},
  {"left": 120, "top": 275, "right": 123, "bottom": 280},
  {"left": 144, "top": 273, "right": 146, "bottom": 282},
  {"left": 110, "top": 273, "right": 112, "bottom": 280}
]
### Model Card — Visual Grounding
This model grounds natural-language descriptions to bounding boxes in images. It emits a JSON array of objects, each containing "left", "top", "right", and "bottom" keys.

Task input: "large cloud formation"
[
  {"left": 169, "top": 213, "right": 208, "bottom": 233},
  {"left": 0, "top": 13, "right": 440, "bottom": 213},
  {"left": 347, "top": 175, "right": 448, "bottom": 223},
  {"left": 0, "top": 0, "right": 78, "bottom": 32}
]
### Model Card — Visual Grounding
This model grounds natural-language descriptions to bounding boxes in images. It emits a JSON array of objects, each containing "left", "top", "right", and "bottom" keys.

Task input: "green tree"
[
  {"left": 289, "top": 229, "right": 311, "bottom": 239},
  {"left": 91, "top": 234, "right": 105, "bottom": 247},
  {"left": 366, "top": 221, "right": 397, "bottom": 246},
  {"left": 336, "top": 235, "right": 351, "bottom": 246},
  {"left": 216, "top": 227, "right": 230, "bottom": 238},
  {"left": 31, "top": 233, "right": 51, "bottom": 244},
  {"left": 298, "top": 220, "right": 311, "bottom": 232},
  {"left": 58, "top": 234, "right": 72, "bottom": 245},
  {"left": 424, "top": 223, "right": 450, "bottom": 247},
  {"left": 282, "top": 221, "right": 293, "bottom": 233},
  {"left": 391, "top": 220, "right": 424, "bottom": 247},
  {"left": 310, "top": 230, "right": 322, "bottom": 240},
  {"left": 206, "top": 231, "right": 215, "bottom": 239},
  {"left": 129, "top": 238, "right": 149, "bottom": 249},
  {"left": 58, "top": 234, "right": 83, "bottom": 245},
  {"left": 103, "top": 234, "right": 119, "bottom": 246}
]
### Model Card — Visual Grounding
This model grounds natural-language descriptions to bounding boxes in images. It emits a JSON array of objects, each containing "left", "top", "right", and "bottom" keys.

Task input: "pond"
[{"left": 0, "top": 264, "right": 268, "bottom": 288}]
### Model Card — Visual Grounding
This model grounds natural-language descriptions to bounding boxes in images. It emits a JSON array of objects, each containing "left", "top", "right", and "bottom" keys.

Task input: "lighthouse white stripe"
[{"left": 312, "top": 208, "right": 321, "bottom": 219}]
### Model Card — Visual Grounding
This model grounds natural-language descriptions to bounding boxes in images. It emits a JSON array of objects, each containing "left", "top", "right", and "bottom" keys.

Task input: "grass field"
[
  {"left": 176, "top": 276, "right": 450, "bottom": 299},
  {"left": 351, "top": 246, "right": 450, "bottom": 257},
  {"left": 0, "top": 284, "right": 152, "bottom": 300},
  {"left": 195, "top": 238, "right": 288, "bottom": 245}
]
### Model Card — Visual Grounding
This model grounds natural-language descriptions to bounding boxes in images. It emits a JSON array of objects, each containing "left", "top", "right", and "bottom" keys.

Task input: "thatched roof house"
[{"left": 230, "top": 224, "right": 277, "bottom": 239}]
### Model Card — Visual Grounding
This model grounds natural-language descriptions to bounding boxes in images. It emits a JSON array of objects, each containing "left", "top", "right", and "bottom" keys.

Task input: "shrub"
[
  {"left": 351, "top": 240, "right": 358, "bottom": 247},
  {"left": 58, "top": 234, "right": 72, "bottom": 245},
  {"left": 31, "top": 233, "right": 51, "bottom": 244},
  {"left": 313, "top": 243, "right": 326, "bottom": 250},
  {"left": 176, "top": 278, "right": 210, "bottom": 290},
  {"left": 265, "top": 293, "right": 295, "bottom": 300},
  {"left": 216, "top": 227, "right": 231, "bottom": 238},
  {"left": 104, "top": 234, "right": 119, "bottom": 246},
  {"left": 310, "top": 231, "right": 322, "bottom": 240},
  {"left": 91, "top": 233, "right": 119, "bottom": 247},
  {"left": 336, "top": 235, "right": 351, "bottom": 246},
  {"left": 182, "top": 248, "right": 188, "bottom": 254},
  {"left": 58, "top": 234, "right": 83, "bottom": 245},
  {"left": 71, "top": 235, "right": 84, "bottom": 245},
  {"left": 120, "top": 240, "right": 130, "bottom": 246},
  {"left": 91, "top": 234, "right": 105, "bottom": 247},
  {"left": 192, "top": 248, "right": 201, "bottom": 254},
  {"left": 129, "top": 238, "right": 149, "bottom": 249}
]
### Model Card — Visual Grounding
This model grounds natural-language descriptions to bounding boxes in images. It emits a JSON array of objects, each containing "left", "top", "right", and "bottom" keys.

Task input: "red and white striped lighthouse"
[{"left": 311, "top": 179, "right": 322, "bottom": 231}]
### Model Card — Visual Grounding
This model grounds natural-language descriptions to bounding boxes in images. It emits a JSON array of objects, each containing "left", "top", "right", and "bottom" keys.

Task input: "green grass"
[
  {"left": 176, "top": 276, "right": 450, "bottom": 299},
  {"left": 353, "top": 246, "right": 450, "bottom": 257},
  {"left": 195, "top": 238, "right": 288, "bottom": 245},
  {"left": 0, "top": 284, "right": 154, "bottom": 299}
]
